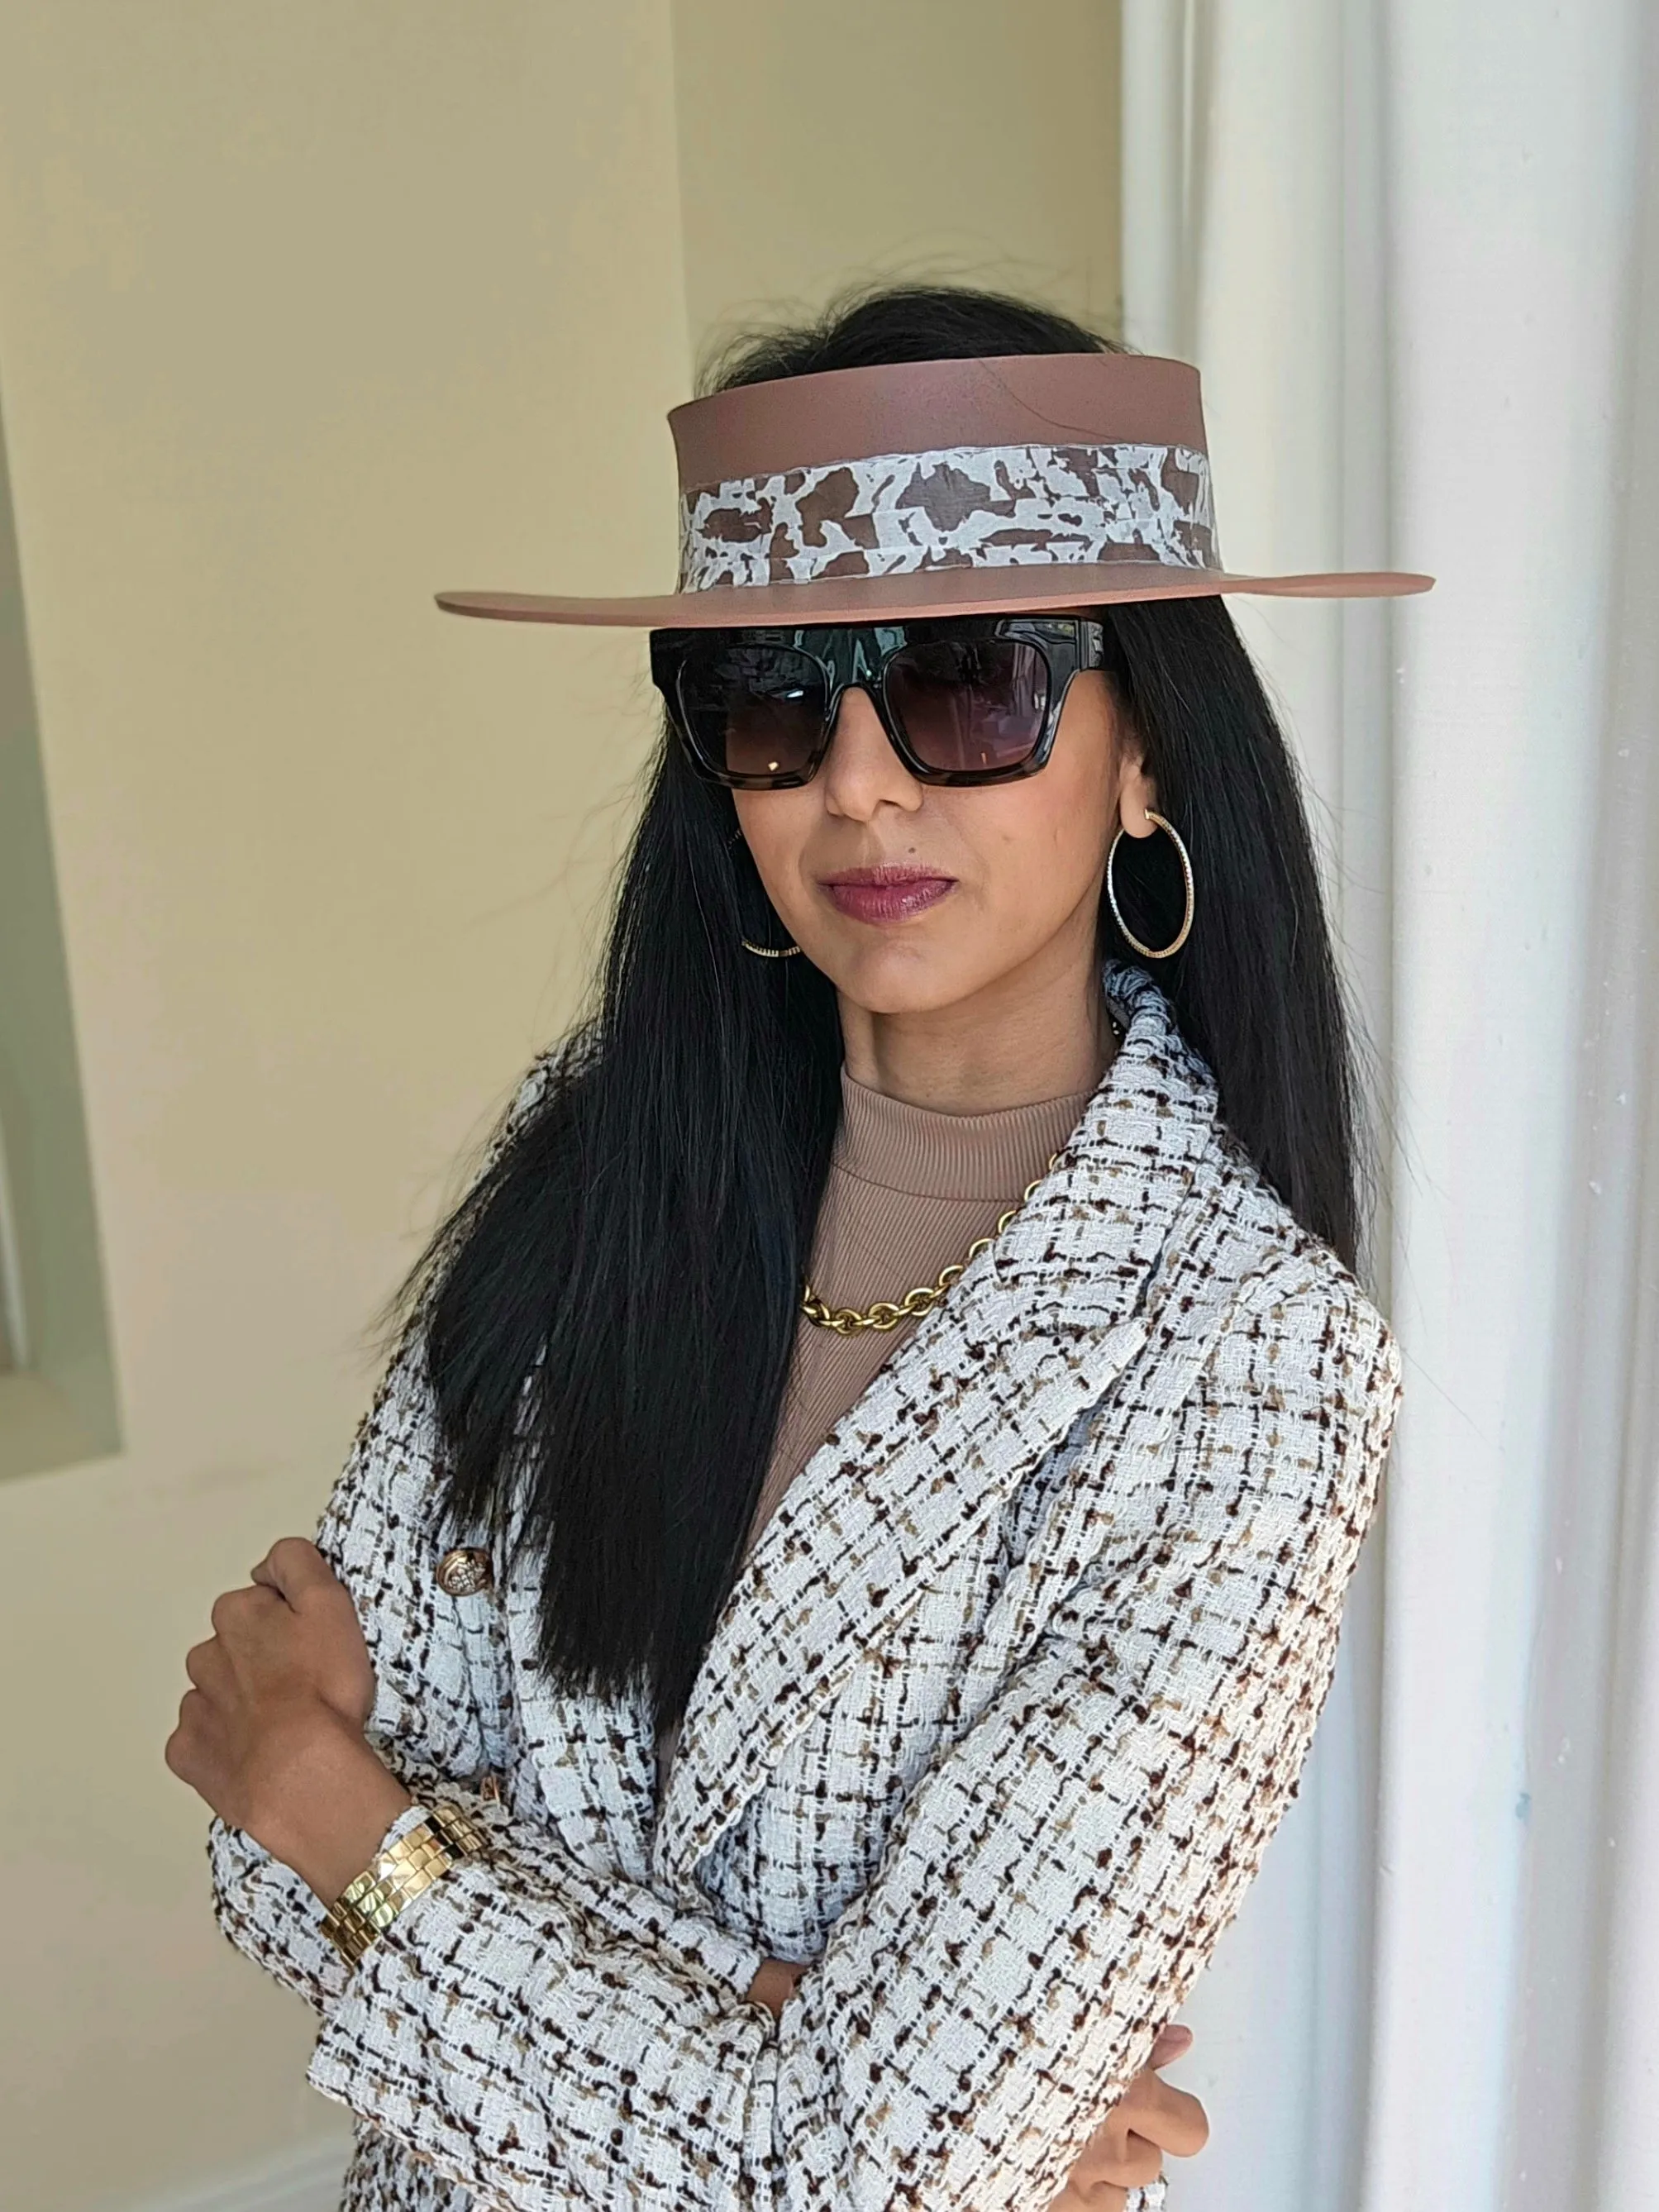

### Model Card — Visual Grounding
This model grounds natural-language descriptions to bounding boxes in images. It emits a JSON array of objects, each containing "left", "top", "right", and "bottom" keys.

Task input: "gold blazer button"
[{"left": 436, "top": 1546, "right": 494, "bottom": 1597}]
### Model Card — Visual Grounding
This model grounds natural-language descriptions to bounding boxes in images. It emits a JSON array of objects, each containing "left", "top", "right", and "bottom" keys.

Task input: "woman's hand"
[
  {"left": 1043, "top": 2024, "right": 1208, "bottom": 2208},
  {"left": 165, "top": 1537, "right": 412, "bottom": 1903}
]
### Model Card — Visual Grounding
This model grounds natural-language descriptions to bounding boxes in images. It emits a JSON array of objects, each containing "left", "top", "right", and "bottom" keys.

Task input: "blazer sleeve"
[
  {"left": 298, "top": 1264, "right": 1402, "bottom": 2212},
  {"left": 204, "top": 1318, "right": 416, "bottom": 2019}
]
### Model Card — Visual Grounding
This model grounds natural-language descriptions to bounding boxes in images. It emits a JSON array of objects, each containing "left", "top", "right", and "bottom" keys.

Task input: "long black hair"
[{"left": 398, "top": 283, "right": 1368, "bottom": 1738}]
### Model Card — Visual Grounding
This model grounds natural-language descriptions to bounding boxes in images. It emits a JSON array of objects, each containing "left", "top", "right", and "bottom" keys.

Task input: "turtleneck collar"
[{"left": 832, "top": 1065, "right": 1099, "bottom": 1204}]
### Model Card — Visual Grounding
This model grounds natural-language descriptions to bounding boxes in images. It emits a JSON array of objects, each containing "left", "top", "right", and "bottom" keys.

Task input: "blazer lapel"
[{"left": 650, "top": 963, "right": 1223, "bottom": 1897}]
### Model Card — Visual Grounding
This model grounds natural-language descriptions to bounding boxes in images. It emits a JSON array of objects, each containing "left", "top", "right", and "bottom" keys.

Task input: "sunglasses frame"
[{"left": 648, "top": 614, "right": 1109, "bottom": 790}]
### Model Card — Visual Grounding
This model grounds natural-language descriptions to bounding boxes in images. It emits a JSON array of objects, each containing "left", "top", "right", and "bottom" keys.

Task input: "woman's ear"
[{"left": 1115, "top": 737, "right": 1161, "bottom": 841}]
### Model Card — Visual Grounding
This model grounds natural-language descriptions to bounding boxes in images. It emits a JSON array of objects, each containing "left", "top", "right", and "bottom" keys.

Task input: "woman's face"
[{"left": 733, "top": 663, "right": 1158, "bottom": 1022}]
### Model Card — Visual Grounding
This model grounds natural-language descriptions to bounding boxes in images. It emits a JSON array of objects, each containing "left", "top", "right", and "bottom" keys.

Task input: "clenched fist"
[{"left": 165, "top": 1537, "right": 411, "bottom": 1903}]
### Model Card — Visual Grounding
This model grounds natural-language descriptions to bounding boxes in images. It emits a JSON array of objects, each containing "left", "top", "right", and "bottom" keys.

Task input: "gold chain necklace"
[
  {"left": 801, "top": 1152, "right": 1061, "bottom": 1336},
  {"left": 801, "top": 1016, "right": 1125, "bottom": 1338}
]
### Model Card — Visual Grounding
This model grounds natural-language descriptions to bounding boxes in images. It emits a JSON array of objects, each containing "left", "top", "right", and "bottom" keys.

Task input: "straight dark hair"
[{"left": 398, "top": 283, "right": 1369, "bottom": 1742}]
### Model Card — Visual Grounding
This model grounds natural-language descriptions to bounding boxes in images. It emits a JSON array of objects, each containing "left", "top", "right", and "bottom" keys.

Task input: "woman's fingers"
[
  {"left": 1053, "top": 2028, "right": 1204, "bottom": 2206},
  {"left": 250, "top": 1537, "right": 332, "bottom": 1604},
  {"left": 1119, "top": 2074, "right": 1209, "bottom": 2158},
  {"left": 1119, "top": 2132, "right": 1167, "bottom": 2185},
  {"left": 183, "top": 1637, "right": 226, "bottom": 1691}
]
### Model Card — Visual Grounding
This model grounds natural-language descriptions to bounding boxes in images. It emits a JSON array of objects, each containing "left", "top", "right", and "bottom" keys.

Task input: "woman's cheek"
[{"left": 735, "top": 807, "right": 817, "bottom": 932}]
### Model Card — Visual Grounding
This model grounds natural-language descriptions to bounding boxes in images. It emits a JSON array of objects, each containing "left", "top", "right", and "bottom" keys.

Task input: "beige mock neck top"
[{"left": 654, "top": 1064, "right": 1094, "bottom": 1802}]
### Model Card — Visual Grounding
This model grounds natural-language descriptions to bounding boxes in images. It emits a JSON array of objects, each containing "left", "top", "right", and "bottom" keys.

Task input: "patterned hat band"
[{"left": 677, "top": 441, "right": 1219, "bottom": 593}]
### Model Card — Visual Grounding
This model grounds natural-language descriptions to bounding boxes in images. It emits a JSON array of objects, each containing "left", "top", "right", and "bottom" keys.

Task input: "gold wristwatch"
[{"left": 320, "top": 1799, "right": 489, "bottom": 1968}]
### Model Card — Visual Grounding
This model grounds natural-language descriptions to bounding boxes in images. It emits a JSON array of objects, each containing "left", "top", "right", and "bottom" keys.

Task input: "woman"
[{"left": 166, "top": 284, "right": 1428, "bottom": 2211}]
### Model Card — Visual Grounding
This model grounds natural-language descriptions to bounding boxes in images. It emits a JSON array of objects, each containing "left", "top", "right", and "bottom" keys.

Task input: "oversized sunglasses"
[{"left": 648, "top": 615, "right": 1108, "bottom": 789}]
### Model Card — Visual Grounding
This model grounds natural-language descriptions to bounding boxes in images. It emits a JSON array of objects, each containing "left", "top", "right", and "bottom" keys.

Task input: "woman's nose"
[{"left": 818, "top": 687, "right": 922, "bottom": 816}]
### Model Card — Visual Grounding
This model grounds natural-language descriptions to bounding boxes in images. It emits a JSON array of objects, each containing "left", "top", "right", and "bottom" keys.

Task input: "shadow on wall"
[{"left": 0, "top": 379, "right": 122, "bottom": 1477}]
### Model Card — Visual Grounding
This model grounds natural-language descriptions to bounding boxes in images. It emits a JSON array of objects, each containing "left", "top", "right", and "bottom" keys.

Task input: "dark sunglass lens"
[
  {"left": 884, "top": 638, "right": 1050, "bottom": 775},
  {"left": 678, "top": 643, "right": 826, "bottom": 780}
]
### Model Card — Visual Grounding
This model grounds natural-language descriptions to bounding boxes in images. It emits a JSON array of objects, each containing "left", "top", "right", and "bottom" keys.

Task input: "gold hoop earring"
[
  {"left": 1106, "top": 809, "right": 1195, "bottom": 959},
  {"left": 741, "top": 937, "right": 802, "bottom": 959}
]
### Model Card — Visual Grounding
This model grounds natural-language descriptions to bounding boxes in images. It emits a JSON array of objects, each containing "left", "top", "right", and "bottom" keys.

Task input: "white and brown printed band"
[{"left": 679, "top": 436, "right": 1218, "bottom": 589}]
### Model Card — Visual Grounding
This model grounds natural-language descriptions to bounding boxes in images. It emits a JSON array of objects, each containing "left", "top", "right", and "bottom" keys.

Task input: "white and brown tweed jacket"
[{"left": 207, "top": 962, "right": 1403, "bottom": 2212}]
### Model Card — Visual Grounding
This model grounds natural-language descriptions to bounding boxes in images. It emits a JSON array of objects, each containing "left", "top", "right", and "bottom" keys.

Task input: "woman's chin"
[{"left": 806, "top": 937, "right": 1000, "bottom": 1020}]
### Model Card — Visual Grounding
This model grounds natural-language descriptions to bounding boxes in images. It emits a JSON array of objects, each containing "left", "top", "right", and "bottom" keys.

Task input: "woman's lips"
[{"left": 819, "top": 866, "right": 957, "bottom": 925}]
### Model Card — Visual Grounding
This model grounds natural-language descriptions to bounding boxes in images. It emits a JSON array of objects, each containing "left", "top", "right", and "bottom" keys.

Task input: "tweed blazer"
[{"left": 207, "top": 961, "right": 1403, "bottom": 2212}]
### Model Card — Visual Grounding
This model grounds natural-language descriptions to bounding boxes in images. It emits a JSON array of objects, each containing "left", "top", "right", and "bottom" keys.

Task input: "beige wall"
[
  {"left": 674, "top": 0, "right": 1121, "bottom": 364},
  {"left": 0, "top": 8, "right": 1118, "bottom": 2207}
]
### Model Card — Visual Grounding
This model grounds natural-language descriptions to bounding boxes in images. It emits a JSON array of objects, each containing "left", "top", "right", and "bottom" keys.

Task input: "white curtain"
[{"left": 1121, "top": 3, "right": 1659, "bottom": 2207}]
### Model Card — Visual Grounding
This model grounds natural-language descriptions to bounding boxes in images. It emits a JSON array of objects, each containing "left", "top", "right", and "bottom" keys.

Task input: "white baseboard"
[{"left": 118, "top": 2136, "right": 352, "bottom": 2212}]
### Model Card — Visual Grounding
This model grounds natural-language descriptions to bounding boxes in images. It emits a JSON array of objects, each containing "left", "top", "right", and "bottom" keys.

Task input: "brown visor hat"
[{"left": 436, "top": 351, "right": 1433, "bottom": 628}]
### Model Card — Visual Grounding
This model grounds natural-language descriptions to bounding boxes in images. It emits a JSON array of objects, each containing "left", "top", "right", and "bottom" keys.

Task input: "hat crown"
[{"left": 668, "top": 352, "right": 1220, "bottom": 596}]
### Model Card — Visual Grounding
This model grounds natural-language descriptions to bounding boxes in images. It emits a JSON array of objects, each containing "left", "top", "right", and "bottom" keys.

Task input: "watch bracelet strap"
[{"left": 320, "top": 1799, "right": 489, "bottom": 1968}]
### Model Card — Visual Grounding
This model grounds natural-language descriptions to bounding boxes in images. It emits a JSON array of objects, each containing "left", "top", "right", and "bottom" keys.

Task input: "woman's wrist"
[{"left": 246, "top": 1707, "right": 414, "bottom": 1905}]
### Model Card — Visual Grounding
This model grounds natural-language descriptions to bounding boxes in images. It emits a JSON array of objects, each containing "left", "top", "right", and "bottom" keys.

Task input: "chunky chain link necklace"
[
  {"left": 801, "top": 1014, "right": 1125, "bottom": 1337},
  {"left": 801, "top": 1152, "right": 1061, "bottom": 1336}
]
